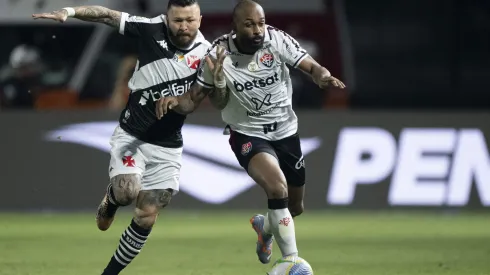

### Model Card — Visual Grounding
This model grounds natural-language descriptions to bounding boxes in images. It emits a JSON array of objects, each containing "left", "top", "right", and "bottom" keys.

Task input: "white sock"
[
  {"left": 263, "top": 213, "right": 272, "bottom": 235},
  {"left": 268, "top": 207, "right": 298, "bottom": 257}
]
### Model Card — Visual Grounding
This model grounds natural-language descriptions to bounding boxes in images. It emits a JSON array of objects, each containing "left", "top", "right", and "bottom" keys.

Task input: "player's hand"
[
  {"left": 205, "top": 46, "right": 227, "bottom": 87},
  {"left": 32, "top": 9, "right": 69, "bottom": 23},
  {"left": 156, "top": 97, "right": 179, "bottom": 120},
  {"left": 317, "top": 74, "right": 346, "bottom": 90}
]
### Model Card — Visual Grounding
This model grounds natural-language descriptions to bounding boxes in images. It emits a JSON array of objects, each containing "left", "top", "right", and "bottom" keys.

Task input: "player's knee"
[
  {"left": 265, "top": 181, "right": 288, "bottom": 199},
  {"left": 133, "top": 189, "right": 173, "bottom": 229},
  {"left": 133, "top": 208, "right": 159, "bottom": 229},
  {"left": 111, "top": 174, "right": 141, "bottom": 206},
  {"left": 289, "top": 201, "right": 304, "bottom": 217}
]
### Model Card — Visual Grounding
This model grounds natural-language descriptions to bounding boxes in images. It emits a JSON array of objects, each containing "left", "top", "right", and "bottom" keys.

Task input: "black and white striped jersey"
[{"left": 117, "top": 12, "right": 211, "bottom": 148}]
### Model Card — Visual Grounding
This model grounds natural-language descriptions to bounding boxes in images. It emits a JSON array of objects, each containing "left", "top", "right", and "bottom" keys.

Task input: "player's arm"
[
  {"left": 174, "top": 83, "right": 214, "bottom": 114},
  {"left": 275, "top": 28, "right": 345, "bottom": 89},
  {"left": 155, "top": 84, "right": 213, "bottom": 119},
  {"left": 32, "top": 6, "right": 122, "bottom": 28},
  {"left": 297, "top": 57, "right": 345, "bottom": 89},
  {"left": 32, "top": 6, "right": 163, "bottom": 37},
  {"left": 208, "top": 86, "right": 229, "bottom": 110},
  {"left": 176, "top": 46, "right": 231, "bottom": 113},
  {"left": 202, "top": 46, "right": 229, "bottom": 110}
]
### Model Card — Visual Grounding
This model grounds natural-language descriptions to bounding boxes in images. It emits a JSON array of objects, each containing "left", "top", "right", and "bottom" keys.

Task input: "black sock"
[
  {"left": 105, "top": 183, "right": 120, "bottom": 215},
  {"left": 107, "top": 183, "right": 121, "bottom": 206},
  {"left": 101, "top": 219, "right": 152, "bottom": 275}
]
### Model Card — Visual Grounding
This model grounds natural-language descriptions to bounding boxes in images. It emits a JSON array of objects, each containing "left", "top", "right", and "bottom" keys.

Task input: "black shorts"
[{"left": 228, "top": 130, "right": 306, "bottom": 187}]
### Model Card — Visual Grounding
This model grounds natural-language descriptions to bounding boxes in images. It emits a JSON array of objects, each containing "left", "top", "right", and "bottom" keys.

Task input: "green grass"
[{"left": 0, "top": 211, "right": 489, "bottom": 275}]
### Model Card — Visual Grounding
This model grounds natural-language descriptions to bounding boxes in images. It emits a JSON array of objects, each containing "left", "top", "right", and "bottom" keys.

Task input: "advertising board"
[{"left": 1, "top": 111, "right": 488, "bottom": 211}]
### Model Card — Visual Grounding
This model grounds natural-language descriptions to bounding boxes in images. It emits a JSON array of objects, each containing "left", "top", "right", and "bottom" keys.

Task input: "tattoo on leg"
[
  {"left": 110, "top": 174, "right": 141, "bottom": 206},
  {"left": 136, "top": 189, "right": 173, "bottom": 209}
]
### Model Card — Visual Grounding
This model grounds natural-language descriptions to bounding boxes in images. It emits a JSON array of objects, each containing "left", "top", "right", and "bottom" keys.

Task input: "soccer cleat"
[
  {"left": 95, "top": 194, "right": 118, "bottom": 231},
  {"left": 250, "top": 214, "right": 274, "bottom": 264}
]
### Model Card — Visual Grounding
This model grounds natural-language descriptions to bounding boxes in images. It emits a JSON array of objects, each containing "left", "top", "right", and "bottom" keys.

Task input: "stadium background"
[{"left": 0, "top": 0, "right": 489, "bottom": 274}]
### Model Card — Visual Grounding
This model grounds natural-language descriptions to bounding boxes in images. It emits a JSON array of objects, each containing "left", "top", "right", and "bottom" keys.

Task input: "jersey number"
[{"left": 263, "top": 122, "right": 278, "bottom": 134}]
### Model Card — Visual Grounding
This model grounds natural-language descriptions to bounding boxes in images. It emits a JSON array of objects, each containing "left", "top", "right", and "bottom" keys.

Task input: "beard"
[
  {"left": 167, "top": 29, "right": 198, "bottom": 49},
  {"left": 237, "top": 34, "right": 264, "bottom": 53}
]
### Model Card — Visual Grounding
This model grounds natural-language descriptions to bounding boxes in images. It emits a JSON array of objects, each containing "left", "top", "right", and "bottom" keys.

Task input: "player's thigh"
[
  {"left": 272, "top": 133, "right": 306, "bottom": 187},
  {"left": 273, "top": 133, "right": 306, "bottom": 214},
  {"left": 229, "top": 130, "right": 287, "bottom": 198},
  {"left": 132, "top": 145, "right": 182, "bottom": 227},
  {"left": 272, "top": 134, "right": 306, "bottom": 217},
  {"left": 109, "top": 126, "right": 146, "bottom": 177},
  {"left": 139, "top": 144, "right": 183, "bottom": 199},
  {"left": 108, "top": 126, "right": 145, "bottom": 203}
]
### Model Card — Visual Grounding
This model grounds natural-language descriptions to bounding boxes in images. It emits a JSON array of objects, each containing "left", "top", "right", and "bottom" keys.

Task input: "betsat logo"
[
  {"left": 328, "top": 127, "right": 490, "bottom": 207},
  {"left": 234, "top": 72, "right": 279, "bottom": 92}
]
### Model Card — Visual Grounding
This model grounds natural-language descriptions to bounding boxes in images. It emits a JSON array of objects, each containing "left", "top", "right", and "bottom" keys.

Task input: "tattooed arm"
[
  {"left": 32, "top": 6, "right": 122, "bottom": 28},
  {"left": 155, "top": 84, "right": 214, "bottom": 119},
  {"left": 201, "top": 45, "right": 229, "bottom": 110},
  {"left": 208, "top": 87, "right": 229, "bottom": 110},
  {"left": 73, "top": 6, "right": 121, "bottom": 28}
]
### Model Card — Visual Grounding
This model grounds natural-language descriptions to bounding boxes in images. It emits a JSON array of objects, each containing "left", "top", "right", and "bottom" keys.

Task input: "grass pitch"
[{"left": 0, "top": 211, "right": 488, "bottom": 275}]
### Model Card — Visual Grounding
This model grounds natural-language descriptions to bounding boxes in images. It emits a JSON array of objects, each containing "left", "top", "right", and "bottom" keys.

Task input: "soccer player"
[
  {"left": 32, "top": 1, "right": 210, "bottom": 274},
  {"left": 155, "top": 0, "right": 345, "bottom": 264}
]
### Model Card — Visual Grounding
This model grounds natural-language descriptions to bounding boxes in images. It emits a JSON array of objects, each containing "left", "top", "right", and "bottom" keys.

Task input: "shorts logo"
[
  {"left": 241, "top": 142, "right": 252, "bottom": 156},
  {"left": 279, "top": 217, "right": 291, "bottom": 226},
  {"left": 122, "top": 156, "right": 136, "bottom": 167},
  {"left": 186, "top": 55, "right": 200, "bottom": 70},
  {"left": 295, "top": 155, "right": 305, "bottom": 169},
  {"left": 260, "top": 53, "right": 274, "bottom": 68}
]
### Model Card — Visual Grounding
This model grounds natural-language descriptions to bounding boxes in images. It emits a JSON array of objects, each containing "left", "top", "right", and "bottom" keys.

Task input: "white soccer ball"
[{"left": 267, "top": 255, "right": 314, "bottom": 275}]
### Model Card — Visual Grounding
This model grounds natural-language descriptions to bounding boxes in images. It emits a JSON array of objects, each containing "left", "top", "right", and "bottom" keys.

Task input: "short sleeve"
[
  {"left": 273, "top": 28, "right": 309, "bottom": 68},
  {"left": 119, "top": 12, "right": 166, "bottom": 37}
]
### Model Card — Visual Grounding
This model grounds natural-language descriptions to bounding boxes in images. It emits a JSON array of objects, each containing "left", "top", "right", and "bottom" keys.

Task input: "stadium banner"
[{"left": 1, "top": 110, "right": 489, "bottom": 211}]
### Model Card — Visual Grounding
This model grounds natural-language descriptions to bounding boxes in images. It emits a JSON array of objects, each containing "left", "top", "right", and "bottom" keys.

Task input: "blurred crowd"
[
  {"left": 0, "top": 19, "right": 339, "bottom": 111},
  {"left": 0, "top": 28, "right": 338, "bottom": 112},
  {"left": 1, "top": 0, "right": 488, "bottom": 111}
]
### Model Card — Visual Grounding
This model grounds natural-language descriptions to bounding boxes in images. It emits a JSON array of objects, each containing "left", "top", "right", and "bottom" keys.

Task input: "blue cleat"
[{"left": 250, "top": 214, "right": 274, "bottom": 264}]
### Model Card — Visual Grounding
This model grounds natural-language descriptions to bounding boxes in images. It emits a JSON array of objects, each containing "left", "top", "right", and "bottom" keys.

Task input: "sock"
[
  {"left": 106, "top": 183, "right": 122, "bottom": 208},
  {"left": 268, "top": 198, "right": 298, "bottom": 257},
  {"left": 102, "top": 219, "right": 151, "bottom": 275},
  {"left": 263, "top": 213, "right": 272, "bottom": 235}
]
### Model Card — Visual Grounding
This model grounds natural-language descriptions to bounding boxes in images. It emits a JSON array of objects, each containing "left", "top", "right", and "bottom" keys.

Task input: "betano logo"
[
  {"left": 328, "top": 127, "right": 490, "bottom": 207},
  {"left": 44, "top": 122, "right": 322, "bottom": 204}
]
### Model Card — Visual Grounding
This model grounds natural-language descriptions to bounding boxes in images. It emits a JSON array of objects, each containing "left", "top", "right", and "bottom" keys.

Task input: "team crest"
[
  {"left": 173, "top": 51, "right": 185, "bottom": 62},
  {"left": 186, "top": 55, "right": 201, "bottom": 70},
  {"left": 122, "top": 156, "right": 135, "bottom": 167},
  {"left": 260, "top": 53, "right": 274, "bottom": 68},
  {"left": 241, "top": 142, "right": 252, "bottom": 156}
]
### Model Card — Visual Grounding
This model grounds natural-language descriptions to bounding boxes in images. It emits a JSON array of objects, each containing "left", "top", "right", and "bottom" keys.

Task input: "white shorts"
[{"left": 108, "top": 125, "right": 182, "bottom": 194}]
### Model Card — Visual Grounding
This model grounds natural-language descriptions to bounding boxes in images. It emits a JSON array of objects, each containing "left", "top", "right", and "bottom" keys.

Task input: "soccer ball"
[{"left": 267, "top": 255, "right": 313, "bottom": 275}]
